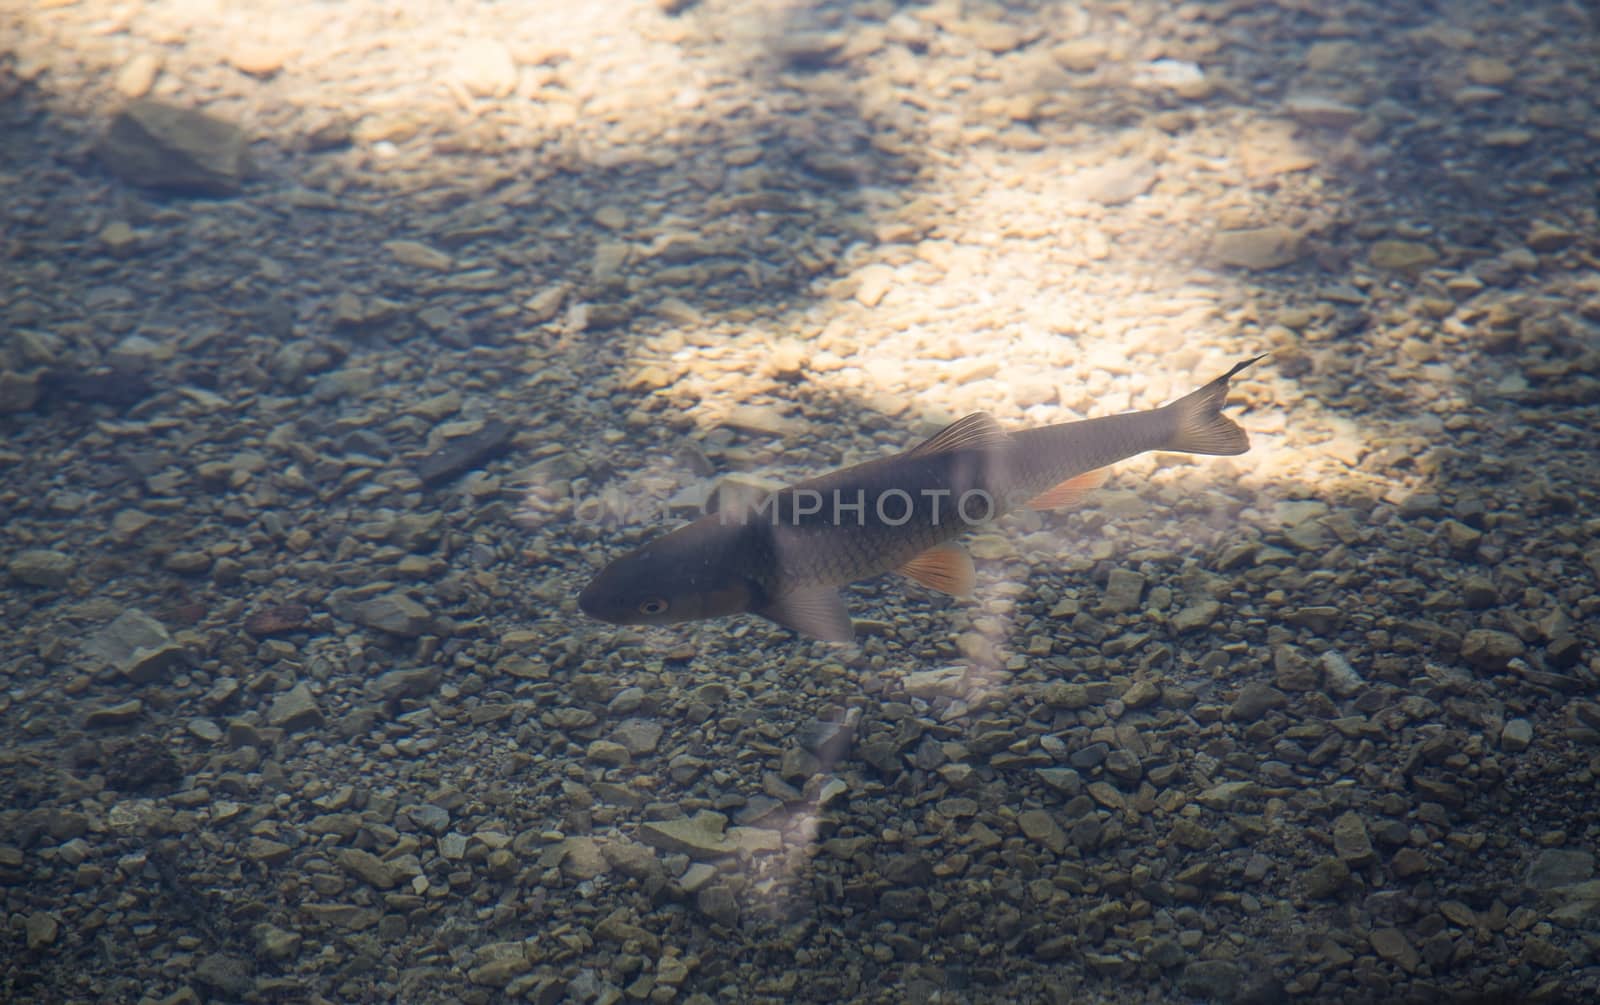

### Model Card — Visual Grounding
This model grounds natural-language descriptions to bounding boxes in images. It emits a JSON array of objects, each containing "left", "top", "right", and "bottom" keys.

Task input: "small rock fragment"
[
  {"left": 1213, "top": 225, "right": 1301, "bottom": 270},
  {"left": 97, "top": 99, "right": 251, "bottom": 195}
]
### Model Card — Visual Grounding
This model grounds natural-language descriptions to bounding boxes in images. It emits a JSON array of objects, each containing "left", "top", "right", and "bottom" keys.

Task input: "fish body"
[{"left": 579, "top": 357, "right": 1262, "bottom": 641}]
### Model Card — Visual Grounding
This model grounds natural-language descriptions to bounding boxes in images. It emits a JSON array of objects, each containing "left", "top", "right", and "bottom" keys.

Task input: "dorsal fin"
[{"left": 907, "top": 412, "right": 1010, "bottom": 456}]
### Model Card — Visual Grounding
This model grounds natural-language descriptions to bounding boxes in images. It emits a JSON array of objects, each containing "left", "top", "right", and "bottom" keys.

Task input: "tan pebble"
[
  {"left": 854, "top": 264, "right": 894, "bottom": 307},
  {"left": 1466, "top": 57, "right": 1514, "bottom": 87},
  {"left": 99, "top": 221, "right": 139, "bottom": 256},
  {"left": 1526, "top": 221, "right": 1575, "bottom": 252},
  {"left": 453, "top": 39, "right": 518, "bottom": 98},
  {"left": 1212, "top": 226, "right": 1301, "bottom": 271},
  {"left": 231, "top": 43, "right": 292, "bottom": 77},
  {"left": 593, "top": 206, "right": 627, "bottom": 230},
  {"left": 1480, "top": 128, "right": 1533, "bottom": 148},
  {"left": 1284, "top": 94, "right": 1362, "bottom": 129},
  {"left": 384, "top": 240, "right": 453, "bottom": 271},
  {"left": 1052, "top": 39, "right": 1107, "bottom": 72},
  {"left": 115, "top": 52, "right": 162, "bottom": 98},
  {"left": 1369, "top": 240, "right": 1438, "bottom": 271}
]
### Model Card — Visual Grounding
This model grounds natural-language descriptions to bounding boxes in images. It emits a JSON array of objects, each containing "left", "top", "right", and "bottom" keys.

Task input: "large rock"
[{"left": 97, "top": 99, "right": 252, "bottom": 195}]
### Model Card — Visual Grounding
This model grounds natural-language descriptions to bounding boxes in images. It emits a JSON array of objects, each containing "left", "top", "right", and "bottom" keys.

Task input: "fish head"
[{"left": 578, "top": 518, "right": 759, "bottom": 627}]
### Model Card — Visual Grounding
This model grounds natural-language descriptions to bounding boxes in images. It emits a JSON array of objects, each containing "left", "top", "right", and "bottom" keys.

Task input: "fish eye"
[{"left": 637, "top": 598, "right": 669, "bottom": 616}]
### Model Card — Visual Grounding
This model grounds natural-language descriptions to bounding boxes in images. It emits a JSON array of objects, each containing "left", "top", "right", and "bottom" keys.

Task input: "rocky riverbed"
[{"left": 3, "top": 0, "right": 1599, "bottom": 1002}]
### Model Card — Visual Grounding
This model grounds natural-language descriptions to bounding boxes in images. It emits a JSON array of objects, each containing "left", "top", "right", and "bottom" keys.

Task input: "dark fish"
[{"left": 579, "top": 357, "right": 1263, "bottom": 641}]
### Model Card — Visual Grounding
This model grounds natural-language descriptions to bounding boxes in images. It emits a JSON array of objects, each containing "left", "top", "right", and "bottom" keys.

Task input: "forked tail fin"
[{"left": 1162, "top": 355, "right": 1264, "bottom": 456}]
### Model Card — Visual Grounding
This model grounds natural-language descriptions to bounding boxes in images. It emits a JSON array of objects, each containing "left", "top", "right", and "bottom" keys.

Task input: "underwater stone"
[
  {"left": 267, "top": 683, "right": 324, "bottom": 731},
  {"left": 351, "top": 593, "right": 432, "bottom": 636},
  {"left": 1461, "top": 629, "right": 1524, "bottom": 671},
  {"left": 98, "top": 99, "right": 251, "bottom": 195},
  {"left": 7, "top": 549, "right": 73, "bottom": 587},
  {"left": 1230, "top": 682, "right": 1287, "bottom": 722},
  {"left": 640, "top": 811, "right": 734, "bottom": 859}
]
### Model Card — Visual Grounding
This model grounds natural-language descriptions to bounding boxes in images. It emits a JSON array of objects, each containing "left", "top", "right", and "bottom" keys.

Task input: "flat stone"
[
  {"left": 337, "top": 848, "right": 398, "bottom": 889},
  {"left": 266, "top": 684, "right": 325, "bottom": 731},
  {"left": 351, "top": 594, "right": 432, "bottom": 637},
  {"left": 1170, "top": 600, "right": 1220, "bottom": 632},
  {"left": 84, "top": 699, "right": 144, "bottom": 729},
  {"left": 1333, "top": 811, "right": 1375, "bottom": 866},
  {"left": 1102, "top": 568, "right": 1146, "bottom": 613},
  {"left": 1178, "top": 960, "right": 1243, "bottom": 1001},
  {"left": 1230, "top": 682, "right": 1287, "bottom": 722},
  {"left": 1284, "top": 93, "right": 1363, "bottom": 128},
  {"left": 1370, "top": 927, "right": 1418, "bottom": 971},
  {"left": 1461, "top": 630, "right": 1524, "bottom": 671},
  {"left": 8, "top": 549, "right": 73, "bottom": 587},
  {"left": 1525, "top": 849, "right": 1594, "bottom": 889},
  {"left": 383, "top": 240, "right": 454, "bottom": 271},
  {"left": 1500, "top": 718, "right": 1534, "bottom": 753},
  {"left": 903, "top": 666, "right": 968, "bottom": 700},
  {"left": 97, "top": 99, "right": 251, "bottom": 195},
  {"left": 1213, "top": 225, "right": 1301, "bottom": 270},
  {"left": 1018, "top": 809, "right": 1067, "bottom": 854},
  {"left": 1370, "top": 240, "right": 1438, "bottom": 271},
  {"left": 561, "top": 836, "right": 610, "bottom": 879},
  {"left": 612, "top": 719, "right": 663, "bottom": 756},
  {"left": 638, "top": 811, "right": 735, "bottom": 859},
  {"left": 25, "top": 912, "right": 58, "bottom": 949}
]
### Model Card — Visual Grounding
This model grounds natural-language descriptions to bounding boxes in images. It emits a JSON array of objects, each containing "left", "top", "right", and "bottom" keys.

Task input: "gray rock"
[
  {"left": 193, "top": 953, "right": 254, "bottom": 997},
  {"left": 8, "top": 549, "right": 73, "bottom": 587},
  {"left": 267, "top": 684, "right": 324, "bottom": 731},
  {"left": 1102, "top": 568, "right": 1146, "bottom": 613},
  {"left": 560, "top": 836, "right": 610, "bottom": 879},
  {"left": 1018, "top": 809, "right": 1067, "bottom": 854},
  {"left": 367, "top": 667, "right": 441, "bottom": 702},
  {"left": 1304, "top": 856, "right": 1351, "bottom": 897},
  {"left": 1525, "top": 849, "right": 1594, "bottom": 889},
  {"left": 1370, "top": 927, "right": 1419, "bottom": 972},
  {"left": 1230, "top": 682, "right": 1287, "bottom": 721},
  {"left": 902, "top": 666, "right": 968, "bottom": 700},
  {"left": 25, "top": 912, "right": 58, "bottom": 949},
  {"left": 695, "top": 883, "right": 740, "bottom": 926},
  {"left": 83, "top": 699, "right": 143, "bottom": 729},
  {"left": 1461, "top": 629, "right": 1524, "bottom": 671},
  {"left": 612, "top": 719, "right": 663, "bottom": 755},
  {"left": 1178, "top": 959, "right": 1243, "bottom": 1001},
  {"left": 252, "top": 923, "right": 302, "bottom": 961},
  {"left": 405, "top": 804, "right": 450, "bottom": 834},
  {"left": 1170, "top": 600, "right": 1220, "bottom": 632},
  {"left": 1320, "top": 650, "right": 1364, "bottom": 697},
  {"left": 122, "top": 641, "right": 185, "bottom": 684},
  {"left": 1500, "top": 718, "right": 1534, "bottom": 753},
  {"left": 1333, "top": 811, "right": 1375, "bottom": 866},
  {"left": 84, "top": 609, "right": 170, "bottom": 670},
  {"left": 97, "top": 99, "right": 251, "bottom": 195},
  {"left": 337, "top": 848, "right": 398, "bottom": 889},
  {"left": 352, "top": 593, "right": 432, "bottom": 636},
  {"left": 639, "top": 811, "right": 735, "bottom": 859}
]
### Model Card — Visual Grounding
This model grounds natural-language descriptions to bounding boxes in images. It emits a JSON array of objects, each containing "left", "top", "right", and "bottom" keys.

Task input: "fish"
[{"left": 579, "top": 356, "right": 1263, "bottom": 642}]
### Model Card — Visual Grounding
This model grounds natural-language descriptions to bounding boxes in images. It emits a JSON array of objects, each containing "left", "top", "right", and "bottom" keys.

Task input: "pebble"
[
  {"left": 1101, "top": 568, "right": 1145, "bottom": 613},
  {"left": 25, "top": 911, "right": 59, "bottom": 949},
  {"left": 1333, "top": 812, "right": 1376, "bottom": 866},
  {"left": 1460, "top": 629, "right": 1525, "bottom": 671},
  {"left": 114, "top": 52, "right": 162, "bottom": 97},
  {"left": 1524, "top": 849, "right": 1594, "bottom": 889},
  {"left": 1370, "top": 240, "right": 1439, "bottom": 271},
  {"left": 1284, "top": 94, "right": 1363, "bottom": 129},
  {"left": 1230, "top": 682, "right": 1287, "bottom": 722},
  {"left": 96, "top": 99, "right": 251, "bottom": 196},
  {"left": 83, "top": 699, "right": 143, "bottom": 729},
  {"left": 1370, "top": 927, "right": 1419, "bottom": 972},
  {"left": 1018, "top": 809, "right": 1067, "bottom": 854},
  {"left": 1213, "top": 226, "right": 1301, "bottom": 270},
  {"left": 352, "top": 594, "right": 433, "bottom": 636},
  {"left": 384, "top": 240, "right": 454, "bottom": 271},
  {"left": 7, "top": 549, "right": 73, "bottom": 587},
  {"left": 1500, "top": 718, "right": 1534, "bottom": 753},
  {"left": 1169, "top": 600, "right": 1220, "bottom": 632},
  {"left": 453, "top": 39, "right": 518, "bottom": 98},
  {"left": 267, "top": 684, "right": 324, "bottom": 731},
  {"left": 638, "top": 812, "right": 735, "bottom": 859}
]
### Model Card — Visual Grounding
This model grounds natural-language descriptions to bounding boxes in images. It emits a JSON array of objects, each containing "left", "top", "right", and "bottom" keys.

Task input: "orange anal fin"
[
  {"left": 1025, "top": 468, "right": 1109, "bottom": 510},
  {"left": 896, "top": 543, "right": 976, "bottom": 597}
]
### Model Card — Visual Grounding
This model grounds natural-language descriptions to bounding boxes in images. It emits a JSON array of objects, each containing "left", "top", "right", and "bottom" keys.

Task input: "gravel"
[{"left": 3, "top": 0, "right": 1599, "bottom": 1002}]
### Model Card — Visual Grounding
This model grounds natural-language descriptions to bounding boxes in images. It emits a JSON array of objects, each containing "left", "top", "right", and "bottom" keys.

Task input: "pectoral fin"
[
  {"left": 758, "top": 589, "right": 856, "bottom": 642},
  {"left": 897, "top": 542, "right": 976, "bottom": 597},
  {"left": 1025, "top": 468, "right": 1109, "bottom": 510}
]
